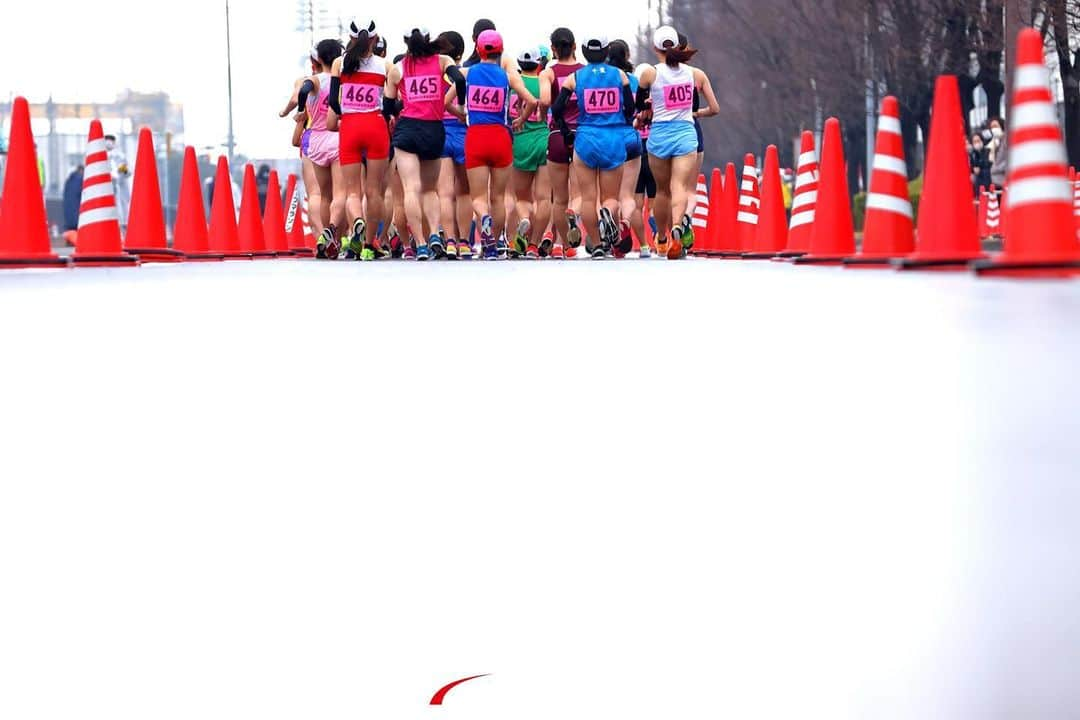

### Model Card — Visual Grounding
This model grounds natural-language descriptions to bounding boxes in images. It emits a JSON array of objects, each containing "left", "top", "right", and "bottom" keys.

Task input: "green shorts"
[{"left": 513, "top": 128, "right": 549, "bottom": 172}]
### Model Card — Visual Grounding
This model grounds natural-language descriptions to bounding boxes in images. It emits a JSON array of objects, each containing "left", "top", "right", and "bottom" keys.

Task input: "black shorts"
[
  {"left": 695, "top": 119, "right": 704, "bottom": 154},
  {"left": 393, "top": 117, "right": 445, "bottom": 161},
  {"left": 626, "top": 135, "right": 642, "bottom": 162},
  {"left": 636, "top": 139, "right": 656, "bottom": 198}
]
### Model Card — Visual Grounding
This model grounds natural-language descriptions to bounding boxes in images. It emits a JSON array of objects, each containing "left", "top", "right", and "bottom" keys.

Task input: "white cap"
[
  {"left": 517, "top": 47, "right": 542, "bottom": 65},
  {"left": 582, "top": 35, "right": 609, "bottom": 52},
  {"left": 653, "top": 25, "right": 679, "bottom": 50},
  {"left": 404, "top": 26, "right": 430, "bottom": 40},
  {"left": 350, "top": 19, "right": 376, "bottom": 39}
]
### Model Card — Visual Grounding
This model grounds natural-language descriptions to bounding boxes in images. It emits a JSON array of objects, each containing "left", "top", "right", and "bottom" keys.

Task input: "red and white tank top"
[
  {"left": 340, "top": 56, "right": 386, "bottom": 115},
  {"left": 398, "top": 55, "right": 444, "bottom": 122}
]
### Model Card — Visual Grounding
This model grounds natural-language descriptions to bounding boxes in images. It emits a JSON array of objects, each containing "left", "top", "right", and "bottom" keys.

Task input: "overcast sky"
[{"left": 1, "top": 0, "right": 651, "bottom": 158}]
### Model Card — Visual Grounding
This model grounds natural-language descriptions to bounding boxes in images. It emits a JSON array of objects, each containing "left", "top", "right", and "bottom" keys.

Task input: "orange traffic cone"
[
  {"left": 731, "top": 154, "right": 759, "bottom": 258},
  {"left": 0, "top": 97, "right": 68, "bottom": 268},
  {"left": 1071, "top": 167, "right": 1080, "bottom": 241},
  {"left": 701, "top": 167, "right": 724, "bottom": 257},
  {"left": 263, "top": 170, "right": 294, "bottom": 257},
  {"left": 975, "top": 30, "right": 1079, "bottom": 276},
  {"left": 976, "top": 188, "right": 990, "bottom": 239},
  {"left": 208, "top": 156, "right": 248, "bottom": 260},
  {"left": 900, "top": 76, "right": 984, "bottom": 270},
  {"left": 124, "top": 127, "right": 184, "bottom": 263},
  {"left": 238, "top": 164, "right": 274, "bottom": 259},
  {"left": 778, "top": 131, "right": 818, "bottom": 259},
  {"left": 284, "top": 174, "right": 313, "bottom": 257},
  {"left": 689, "top": 173, "right": 709, "bottom": 256},
  {"left": 745, "top": 145, "right": 787, "bottom": 258},
  {"left": 72, "top": 119, "right": 139, "bottom": 267},
  {"left": 173, "top": 147, "right": 223, "bottom": 261},
  {"left": 985, "top": 185, "right": 1002, "bottom": 237},
  {"left": 713, "top": 162, "right": 741, "bottom": 257},
  {"left": 795, "top": 117, "right": 855, "bottom": 264},
  {"left": 846, "top": 96, "right": 915, "bottom": 266}
]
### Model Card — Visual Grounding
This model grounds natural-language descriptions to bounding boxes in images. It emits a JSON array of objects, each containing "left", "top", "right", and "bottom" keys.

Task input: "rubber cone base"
[
  {"left": 251, "top": 251, "right": 277, "bottom": 260},
  {"left": 125, "top": 247, "right": 186, "bottom": 263},
  {"left": 793, "top": 254, "right": 847, "bottom": 265},
  {"left": 223, "top": 253, "right": 255, "bottom": 261},
  {"left": 897, "top": 254, "right": 983, "bottom": 271},
  {"left": 716, "top": 251, "right": 745, "bottom": 259},
  {"left": 290, "top": 248, "right": 315, "bottom": 257},
  {"left": 741, "top": 252, "right": 780, "bottom": 260},
  {"left": 0, "top": 255, "right": 71, "bottom": 269},
  {"left": 72, "top": 253, "right": 140, "bottom": 267},
  {"left": 274, "top": 251, "right": 297, "bottom": 258},
  {"left": 973, "top": 258, "right": 1080, "bottom": 279},
  {"left": 775, "top": 250, "right": 807, "bottom": 258},
  {"left": 844, "top": 255, "right": 904, "bottom": 268},
  {"left": 185, "top": 252, "right": 226, "bottom": 262}
]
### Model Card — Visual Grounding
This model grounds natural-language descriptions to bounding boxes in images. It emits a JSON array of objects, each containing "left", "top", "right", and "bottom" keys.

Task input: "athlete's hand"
[
  {"left": 293, "top": 110, "right": 307, "bottom": 123},
  {"left": 511, "top": 116, "right": 526, "bottom": 133},
  {"left": 564, "top": 130, "right": 576, "bottom": 148}
]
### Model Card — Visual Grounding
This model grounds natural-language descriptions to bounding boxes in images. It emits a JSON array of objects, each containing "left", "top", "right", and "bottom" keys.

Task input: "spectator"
[
  {"left": 969, "top": 132, "right": 991, "bottom": 193},
  {"left": 62, "top": 164, "right": 84, "bottom": 246},
  {"left": 987, "top": 117, "right": 1007, "bottom": 188},
  {"left": 256, "top": 164, "right": 271, "bottom": 213},
  {"left": 104, "top": 134, "right": 131, "bottom": 231}
]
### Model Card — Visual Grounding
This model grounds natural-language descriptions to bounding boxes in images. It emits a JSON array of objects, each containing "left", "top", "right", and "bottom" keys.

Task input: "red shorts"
[
  {"left": 465, "top": 124, "right": 513, "bottom": 170},
  {"left": 339, "top": 112, "right": 390, "bottom": 165}
]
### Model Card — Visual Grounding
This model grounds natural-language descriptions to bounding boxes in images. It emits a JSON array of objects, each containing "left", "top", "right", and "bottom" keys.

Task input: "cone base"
[
  {"left": 714, "top": 251, "right": 746, "bottom": 259},
  {"left": 223, "top": 253, "right": 255, "bottom": 261},
  {"left": 125, "top": 247, "right": 186, "bottom": 263},
  {"left": 251, "top": 251, "right": 278, "bottom": 260},
  {"left": 973, "top": 257, "right": 1080, "bottom": 279},
  {"left": 793, "top": 254, "right": 848, "bottom": 266},
  {"left": 71, "top": 253, "right": 141, "bottom": 267},
  {"left": 185, "top": 253, "right": 226, "bottom": 262},
  {"left": 775, "top": 250, "right": 808, "bottom": 258},
  {"left": 0, "top": 255, "right": 70, "bottom": 269},
  {"left": 273, "top": 251, "right": 297, "bottom": 258},
  {"left": 897, "top": 254, "right": 984, "bottom": 272},
  {"left": 289, "top": 247, "right": 315, "bottom": 257},
  {"left": 742, "top": 251, "right": 783, "bottom": 259},
  {"left": 844, "top": 254, "right": 905, "bottom": 268}
]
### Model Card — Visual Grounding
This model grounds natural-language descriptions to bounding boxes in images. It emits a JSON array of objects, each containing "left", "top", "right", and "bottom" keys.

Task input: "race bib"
[
  {"left": 341, "top": 84, "right": 381, "bottom": 112},
  {"left": 406, "top": 75, "right": 441, "bottom": 101},
  {"left": 664, "top": 83, "right": 694, "bottom": 111},
  {"left": 468, "top": 85, "right": 506, "bottom": 113},
  {"left": 584, "top": 87, "right": 620, "bottom": 113}
]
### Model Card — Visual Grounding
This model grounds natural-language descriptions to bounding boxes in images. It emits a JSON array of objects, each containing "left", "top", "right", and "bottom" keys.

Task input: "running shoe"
[
  {"left": 513, "top": 218, "right": 531, "bottom": 257},
  {"left": 371, "top": 241, "right": 390, "bottom": 260},
  {"left": 551, "top": 244, "right": 565, "bottom": 260},
  {"left": 416, "top": 244, "right": 430, "bottom": 261},
  {"left": 428, "top": 234, "right": 445, "bottom": 259},
  {"left": 678, "top": 213, "right": 695, "bottom": 250},
  {"left": 321, "top": 226, "right": 341, "bottom": 260},
  {"left": 668, "top": 229, "right": 686, "bottom": 259},
  {"left": 403, "top": 245, "right": 416, "bottom": 260},
  {"left": 360, "top": 247, "right": 376, "bottom": 262},
  {"left": 483, "top": 241, "right": 500, "bottom": 261},
  {"left": 458, "top": 241, "right": 474, "bottom": 260},
  {"left": 445, "top": 239, "right": 459, "bottom": 260},
  {"left": 639, "top": 244, "right": 652, "bottom": 259},
  {"left": 565, "top": 210, "right": 582, "bottom": 248},
  {"left": 479, "top": 214, "right": 494, "bottom": 245},
  {"left": 526, "top": 243, "right": 539, "bottom": 259},
  {"left": 539, "top": 234, "right": 554, "bottom": 258},
  {"left": 656, "top": 237, "right": 669, "bottom": 258},
  {"left": 648, "top": 215, "right": 658, "bottom": 236},
  {"left": 387, "top": 224, "right": 404, "bottom": 258},
  {"left": 566, "top": 246, "right": 578, "bottom": 258},
  {"left": 598, "top": 208, "right": 619, "bottom": 248},
  {"left": 350, "top": 218, "right": 367, "bottom": 249}
]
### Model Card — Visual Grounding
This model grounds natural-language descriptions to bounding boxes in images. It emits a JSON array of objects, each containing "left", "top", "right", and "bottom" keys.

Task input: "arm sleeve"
[
  {"left": 382, "top": 97, "right": 402, "bottom": 120},
  {"left": 622, "top": 85, "right": 636, "bottom": 122},
  {"left": 328, "top": 77, "right": 342, "bottom": 116},
  {"left": 297, "top": 80, "right": 316, "bottom": 113},
  {"left": 635, "top": 86, "right": 650, "bottom": 111},
  {"left": 551, "top": 87, "right": 573, "bottom": 142},
  {"left": 446, "top": 65, "right": 467, "bottom": 106}
]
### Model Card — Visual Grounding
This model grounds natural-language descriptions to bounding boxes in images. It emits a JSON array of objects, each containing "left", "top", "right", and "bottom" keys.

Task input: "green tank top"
[{"left": 514, "top": 74, "right": 547, "bottom": 133}]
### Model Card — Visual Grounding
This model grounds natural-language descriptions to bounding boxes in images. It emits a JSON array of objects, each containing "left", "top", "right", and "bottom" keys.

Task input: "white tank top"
[{"left": 649, "top": 63, "right": 695, "bottom": 124}]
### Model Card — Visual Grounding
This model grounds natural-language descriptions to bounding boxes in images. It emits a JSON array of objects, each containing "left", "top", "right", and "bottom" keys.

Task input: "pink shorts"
[{"left": 305, "top": 130, "right": 339, "bottom": 167}]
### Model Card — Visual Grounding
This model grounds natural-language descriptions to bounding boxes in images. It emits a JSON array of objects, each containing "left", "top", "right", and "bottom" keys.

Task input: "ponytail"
[
  {"left": 316, "top": 38, "right": 344, "bottom": 70},
  {"left": 607, "top": 39, "right": 633, "bottom": 73},
  {"left": 404, "top": 29, "right": 449, "bottom": 59},
  {"left": 664, "top": 45, "right": 697, "bottom": 67},
  {"left": 343, "top": 31, "right": 373, "bottom": 74},
  {"left": 550, "top": 27, "right": 575, "bottom": 61}
]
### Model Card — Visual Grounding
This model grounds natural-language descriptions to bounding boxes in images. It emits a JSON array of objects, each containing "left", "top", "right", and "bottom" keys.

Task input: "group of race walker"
[{"left": 281, "top": 18, "right": 718, "bottom": 261}]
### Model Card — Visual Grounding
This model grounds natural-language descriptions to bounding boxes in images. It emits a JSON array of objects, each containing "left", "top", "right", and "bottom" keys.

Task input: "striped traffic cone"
[
  {"left": 900, "top": 76, "right": 984, "bottom": 270},
  {"left": 730, "top": 154, "right": 758, "bottom": 258},
  {"left": 794, "top": 117, "right": 856, "bottom": 265},
  {"left": 976, "top": 28, "right": 1080, "bottom": 277},
  {"left": 300, "top": 196, "right": 317, "bottom": 252},
  {"left": 744, "top": 145, "right": 787, "bottom": 258},
  {"left": 690, "top": 174, "right": 709, "bottom": 256},
  {"left": 976, "top": 188, "right": 990, "bottom": 239},
  {"left": 1072, "top": 168, "right": 1080, "bottom": 241},
  {"left": 73, "top": 120, "right": 139, "bottom": 267},
  {"left": 985, "top": 186, "right": 1002, "bottom": 237},
  {"left": 846, "top": 96, "right": 915, "bottom": 266},
  {"left": 285, "top": 174, "right": 313, "bottom": 257},
  {"left": 778, "top": 131, "right": 818, "bottom": 259}
]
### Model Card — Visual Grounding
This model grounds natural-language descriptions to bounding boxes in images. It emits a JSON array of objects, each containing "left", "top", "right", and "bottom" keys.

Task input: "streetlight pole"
[{"left": 225, "top": 0, "right": 236, "bottom": 166}]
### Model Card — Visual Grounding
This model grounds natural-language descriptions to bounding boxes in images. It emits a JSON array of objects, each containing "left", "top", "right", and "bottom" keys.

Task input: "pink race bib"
[
  {"left": 467, "top": 85, "right": 506, "bottom": 113},
  {"left": 405, "top": 75, "right": 441, "bottom": 101},
  {"left": 664, "top": 83, "right": 694, "bottom": 111},
  {"left": 341, "top": 83, "right": 381, "bottom": 113},
  {"left": 584, "top": 88, "right": 620, "bottom": 113}
]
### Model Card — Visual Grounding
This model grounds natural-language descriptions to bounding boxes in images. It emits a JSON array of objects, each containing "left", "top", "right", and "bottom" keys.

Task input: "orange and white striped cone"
[
  {"left": 975, "top": 28, "right": 1080, "bottom": 277},
  {"left": 1072, "top": 168, "right": 1080, "bottom": 241},
  {"left": 73, "top": 120, "right": 139, "bottom": 267},
  {"left": 300, "top": 196, "right": 317, "bottom": 251},
  {"left": 725, "top": 154, "right": 758, "bottom": 258},
  {"left": 690, "top": 173, "right": 709, "bottom": 255},
  {"left": 846, "top": 96, "right": 915, "bottom": 266},
  {"left": 286, "top": 176, "right": 314, "bottom": 256},
  {"left": 976, "top": 188, "right": 990, "bottom": 239},
  {"left": 778, "top": 132, "right": 818, "bottom": 259},
  {"left": 985, "top": 185, "right": 1002, "bottom": 237}
]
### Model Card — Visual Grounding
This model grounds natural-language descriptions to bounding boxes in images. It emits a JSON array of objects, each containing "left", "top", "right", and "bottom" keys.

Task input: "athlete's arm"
[
  {"left": 508, "top": 73, "right": 538, "bottom": 131},
  {"left": 280, "top": 77, "right": 305, "bottom": 118},
  {"left": 551, "top": 82, "right": 575, "bottom": 145},
  {"left": 296, "top": 79, "right": 317, "bottom": 114},
  {"left": 693, "top": 67, "right": 720, "bottom": 119},
  {"left": 446, "top": 65, "right": 467, "bottom": 105},
  {"left": 384, "top": 63, "right": 401, "bottom": 100},
  {"left": 539, "top": 68, "right": 554, "bottom": 110}
]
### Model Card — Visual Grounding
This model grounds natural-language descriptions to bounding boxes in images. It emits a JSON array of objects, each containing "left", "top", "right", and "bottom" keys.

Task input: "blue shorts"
[
  {"left": 648, "top": 121, "right": 698, "bottom": 160},
  {"left": 623, "top": 126, "right": 642, "bottom": 161},
  {"left": 574, "top": 126, "right": 627, "bottom": 171},
  {"left": 442, "top": 119, "right": 467, "bottom": 165},
  {"left": 695, "top": 119, "right": 704, "bottom": 153}
]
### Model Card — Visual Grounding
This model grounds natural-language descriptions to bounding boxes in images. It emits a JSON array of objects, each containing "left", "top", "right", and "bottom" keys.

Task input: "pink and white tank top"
[{"left": 398, "top": 54, "right": 444, "bottom": 122}]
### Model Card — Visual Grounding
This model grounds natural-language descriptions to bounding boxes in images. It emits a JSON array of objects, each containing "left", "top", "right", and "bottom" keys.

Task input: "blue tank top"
[
  {"left": 576, "top": 63, "right": 624, "bottom": 128},
  {"left": 465, "top": 62, "right": 510, "bottom": 127}
]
